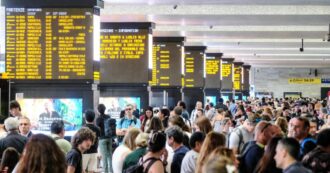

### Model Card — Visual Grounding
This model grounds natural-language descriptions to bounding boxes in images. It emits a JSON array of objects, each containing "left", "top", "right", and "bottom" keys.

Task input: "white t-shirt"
[{"left": 112, "top": 145, "right": 132, "bottom": 173}]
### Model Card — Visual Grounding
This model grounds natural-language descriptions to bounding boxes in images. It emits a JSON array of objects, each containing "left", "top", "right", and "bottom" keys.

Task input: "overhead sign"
[{"left": 288, "top": 78, "right": 321, "bottom": 84}]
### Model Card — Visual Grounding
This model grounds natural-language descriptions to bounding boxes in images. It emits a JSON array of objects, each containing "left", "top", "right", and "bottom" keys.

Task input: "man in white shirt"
[{"left": 181, "top": 132, "right": 205, "bottom": 173}]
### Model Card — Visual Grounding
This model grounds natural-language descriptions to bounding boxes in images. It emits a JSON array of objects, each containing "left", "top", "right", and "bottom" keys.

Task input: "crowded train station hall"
[{"left": 0, "top": 0, "right": 330, "bottom": 173}]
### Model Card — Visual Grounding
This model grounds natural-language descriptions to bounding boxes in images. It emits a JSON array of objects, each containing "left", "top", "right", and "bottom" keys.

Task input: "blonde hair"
[
  {"left": 123, "top": 128, "right": 140, "bottom": 150},
  {"left": 202, "top": 156, "right": 236, "bottom": 173},
  {"left": 196, "top": 132, "right": 226, "bottom": 173},
  {"left": 135, "top": 132, "right": 149, "bottom": 147}
]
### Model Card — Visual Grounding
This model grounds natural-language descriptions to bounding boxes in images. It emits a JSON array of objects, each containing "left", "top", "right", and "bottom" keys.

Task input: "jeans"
[{"left": 99, "top": 138, "right": 112, "bottom": 173}]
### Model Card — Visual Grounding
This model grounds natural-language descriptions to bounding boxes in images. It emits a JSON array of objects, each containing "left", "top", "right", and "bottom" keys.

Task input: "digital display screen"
[
  {"left": 100, "top": 27, "right": 149, "bottom": 83},
  {"left": 222, "top": 95, "right": 230, "bottom": 102},
  {"left": 242, "top": 96, "right": 247, "bottom": 101},
  {"left": 5, "top": 8, "right": 95, "bottom": 80},
  {"left": 234, "top": 65, "right": 242, "bottom": 90},
  {"left": 184, "top": 50, "right": 204, "bottom": 87},
  {"left": 205, "top": 56, "right": 220, "bottom": 88},
  {"left": 221, "top": 60, "right": 233, "bottom": 90},
  {"left": 17, "top": 98, "right": 83, "bottom": 135},
  {"left": 150, "top": 42, "right": 182, "bottom": 86},
  {"left": 242, "top": 66, "right": 250, "bottom": 91},
  {"left": 99, "top": 97, "right": 141, "bottom": 119},
  {"left": 205, "top": 96, "right": 216, "bottom": 106}
]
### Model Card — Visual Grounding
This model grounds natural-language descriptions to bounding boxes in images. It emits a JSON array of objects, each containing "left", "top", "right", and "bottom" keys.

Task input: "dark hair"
[
  {"left": 9, "top": 100, "right": 21, "bottom": 111},
  {"left": 0, "top": 147, "right": 20, "bottom": 173},
  {"left": 72, "top": 127, "right": 96, "bottom": 148},
  {"left": 16, "top": 134, "right": 66, "bottom": 173},
  {"left": 178, "top": 101, "right": 187, "bottom": 109},
  {"left": 50, "top": 120, "right": 64, "bottom": 134},
  {"left": 97, "top": 104, "right": 106, "bottom": 115},
  {"left": 190, "top": 132, "right": 205, "bottom": 149},
  {"left": 218, "top": 98, "right": 224, "bottom": 103},
  {"left": 255, "top": 137, "right": 282, "bottom": 173},
  {"left": 295, "top": 117, "right": 310, "bottom": 130},
  {"left": 165, "top": 125, "right": 184, "bottom": 143},
  {"left": 160, "top": 108, "right": 170, "bottom": 117},
  {"left": 148, "top": 132, "right": 166, "bottom": 153},
  {"left": 85, "top": 110, "right": 95, "bottom": 123},
  {"left": 173, "top": 106, "right": 183, "bottom": 116},
  {"left": 317, "top": 128, "right": 330, "bottom": 147},
  {"left": 279, "top": 137, "right": 300, "bottom": 160},
  {"left": 146, "top": 116, "right": 164, "bottom": 133},
  {"left": 142, "top": 106, "right": 153, "bottom": 127}
]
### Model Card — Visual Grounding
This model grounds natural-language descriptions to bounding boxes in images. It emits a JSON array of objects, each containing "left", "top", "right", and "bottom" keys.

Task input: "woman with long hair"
[
  {"left": 146, "top": 117, "right": 164, "bottom": 134},
  {"left": 194, "top": 116, "right": 212, "bottom": 134},
  {"left": 141, "top": 107, "right": 153, "bottom": 132},
  {"left": 254, "top": 137, "right": 283, "bottom": 173},
  {"left": 112, "top": 128, "right": 140, "bottom": 173},
  {"left": 15, "top": 134, "right": 66, "bottom": 173},
  {"left": 158, "top": 108, "right": 170, "bottom": 129},
  {"left": 0, "top": 147, "right": 20, "bottom": 173},
  {"left": 195, "top": 131, "right": 226, "bottom": 173}
]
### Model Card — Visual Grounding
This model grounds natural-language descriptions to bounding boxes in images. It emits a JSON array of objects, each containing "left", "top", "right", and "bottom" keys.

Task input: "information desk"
[{"left": 5, "top": 8, "right": 96, "bottom": 80}]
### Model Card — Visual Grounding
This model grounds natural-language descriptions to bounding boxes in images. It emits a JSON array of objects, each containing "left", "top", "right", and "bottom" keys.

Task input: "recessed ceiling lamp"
[{"left": 300, "top": 38, "right": 304, "bottom": 52}]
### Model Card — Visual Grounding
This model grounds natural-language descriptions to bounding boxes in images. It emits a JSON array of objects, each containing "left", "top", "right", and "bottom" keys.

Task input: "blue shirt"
[
  {"left": 116, "top": 116, "right": 141, "bottom": 129},
  {"left": 171, "top": 145, "right": 189, "bottom": 173}
]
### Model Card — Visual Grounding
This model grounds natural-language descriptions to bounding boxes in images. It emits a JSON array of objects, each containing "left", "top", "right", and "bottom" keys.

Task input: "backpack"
[
  {"left": 228, "top": 128, "right": 245, "bottom": 154},
  {"left": 104, "top": 117, "right": 117, "bottom": 139},
  {"left": 236, "top": 141, "right": 254, "bottom": 173},
  {"left": 123, "top": 157, "right": 161, "bottom": 173}
]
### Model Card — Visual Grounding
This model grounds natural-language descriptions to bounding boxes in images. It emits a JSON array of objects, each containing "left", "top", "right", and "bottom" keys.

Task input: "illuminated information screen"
[
  {"left": 221, "top": 59, "right": 233, "bottom": 90},
  {"left": 184, "top": 50, "right": 204, "bottom": 88},
  {"left": 100, "top": 27, "right": 149, "bottom": 83},
  {"left": 205, "top": 56, "right": 221, "bottom": 89},
  {"left": 150, "top": 42, "right": 182, "bottom": 86},
  {"left": 5, "top": 8, "right": 94, "bottom": 80},
  {"left": 233, "top": 66, "right": 242, "bottom": 90},
  {"left": 242, "top": 65, "right": 250, "bottom": 91}
]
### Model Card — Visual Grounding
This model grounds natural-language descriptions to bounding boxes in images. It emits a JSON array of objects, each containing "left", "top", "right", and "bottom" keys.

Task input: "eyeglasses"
[
  {"left": 125, "top": 108, "right": 132, "bottom": 111},
  {"left": 261, "top": 123, "right": 272, "bottom": 133}
]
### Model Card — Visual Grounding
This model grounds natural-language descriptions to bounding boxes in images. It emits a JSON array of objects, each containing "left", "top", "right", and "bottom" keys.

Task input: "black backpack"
[
  {"left": 123, "top": 157, "right": 161, "bottom": 173},
  {"left": 104, "top": 117, "right": 117, "bottom": 139}
]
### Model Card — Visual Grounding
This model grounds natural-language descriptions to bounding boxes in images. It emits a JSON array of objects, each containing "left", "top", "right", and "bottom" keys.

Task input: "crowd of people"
[{"left": 0, "top": 97, "right": 329, "bottom": 173}]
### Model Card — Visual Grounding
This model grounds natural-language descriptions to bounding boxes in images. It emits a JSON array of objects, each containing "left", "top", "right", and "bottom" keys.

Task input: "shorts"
[{"left": 83, "top": 153, "right": 98, "bottom": 172}]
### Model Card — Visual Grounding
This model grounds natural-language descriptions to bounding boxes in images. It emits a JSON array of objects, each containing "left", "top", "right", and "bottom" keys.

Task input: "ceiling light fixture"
[{"left": 300, "top": 38, "right": 304, "bottom": 52}]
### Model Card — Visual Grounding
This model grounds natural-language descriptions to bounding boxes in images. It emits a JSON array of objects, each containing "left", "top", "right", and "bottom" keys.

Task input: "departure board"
[
  {"left": 150, "top": 41, "right": 183, "bottom": 87},
  {"left": 205, "top": 55, "right": 221, "bottom": 89},
  {"left": 5, "top": 8, "right": 95, "bottom": 80},
  {"left": 242, "top": 65, "right": 251, "bottom": 91},
  {"left": 221, "top": 58, "right": 234, "bottom": 90},
  {"left": 233, "top": 64, "right": 242, "bottom": 91},
  {"left": 184, "top": 47, "right": 205, "bottom": 88},
  {"left": 100, "top": 23, "right": 152, "bottom": 84}
]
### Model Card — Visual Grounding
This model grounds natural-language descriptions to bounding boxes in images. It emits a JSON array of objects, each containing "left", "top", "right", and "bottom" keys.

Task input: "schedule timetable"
[
  {"left": 205, "top": 53, "right": 222, "bottom": 89},
  {"left": 150, "top": 41, "right": 182, "bottom": 87},
  {"left": 5, "top": 8, "right": 94, "bottom": 80},
  {"left": 184, "top": 46, "right": 206, "bottom": 88},
  {"left": 100, "top": 22, "right": 153, "bottom": 84}
]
